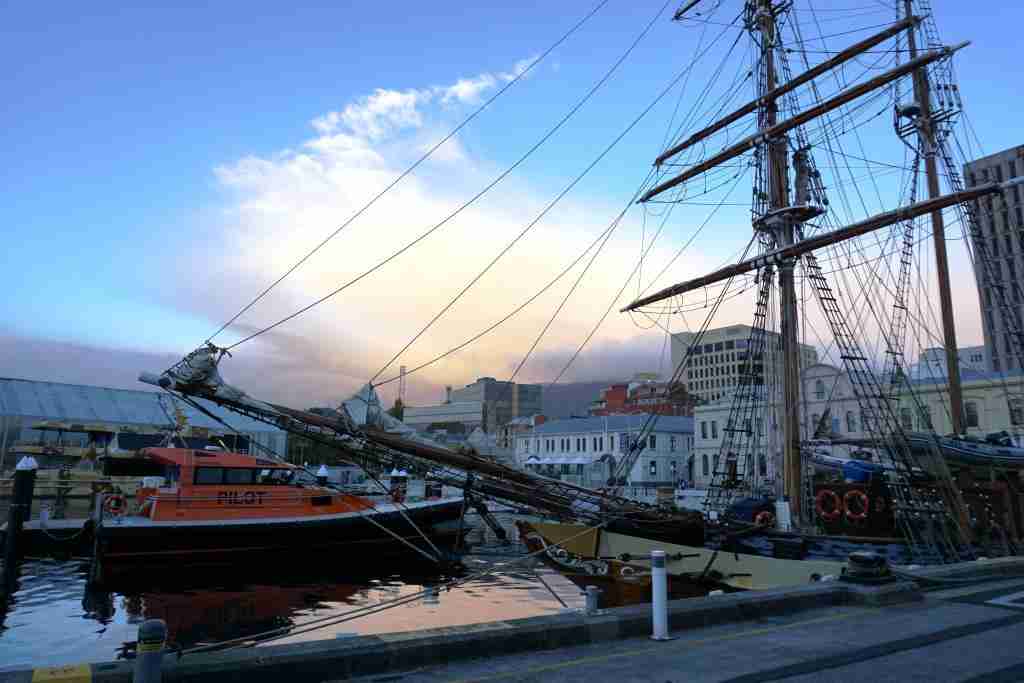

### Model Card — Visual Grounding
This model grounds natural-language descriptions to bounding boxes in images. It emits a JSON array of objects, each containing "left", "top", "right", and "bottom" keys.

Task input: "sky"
[{"left": 1, "top": 0, "right": 1022, "bottom": 409}]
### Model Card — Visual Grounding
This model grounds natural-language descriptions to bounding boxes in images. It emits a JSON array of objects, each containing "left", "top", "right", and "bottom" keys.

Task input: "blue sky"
[{"left": 1, "top": 1, "right": 1022, "bottom": 405}]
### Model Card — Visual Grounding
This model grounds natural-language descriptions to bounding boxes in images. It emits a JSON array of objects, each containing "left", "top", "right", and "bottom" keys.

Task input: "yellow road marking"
[
  {"left": 449, "top": 609, "right": 875, "bottom": 682},
  {"left": 30, "top": 663, "right": 92, "bottom": 682}
]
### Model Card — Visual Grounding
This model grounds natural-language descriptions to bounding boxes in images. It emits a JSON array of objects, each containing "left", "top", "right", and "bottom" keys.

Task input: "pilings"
[{"left": 1, "top": 457, "right": 38, "bottom": 593}]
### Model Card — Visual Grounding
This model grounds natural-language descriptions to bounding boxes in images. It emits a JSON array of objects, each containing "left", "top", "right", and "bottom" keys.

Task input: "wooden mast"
[
  {"left": 754, "top": 0, "right": 803, "bottom": 525},
  {"left": 903, "top": 0, "right": 965, "bottom": 435}
]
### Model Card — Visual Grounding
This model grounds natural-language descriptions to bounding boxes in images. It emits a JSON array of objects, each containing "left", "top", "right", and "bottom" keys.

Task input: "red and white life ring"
[
  {"left": 754, "top": 510, "right": 775, "bottom": 527},
  {"left": 844, "top": 490, "right": 870, "bottom": 522},
  {"left": 815, "top": 489, "right": 842, "bottom": 522}
]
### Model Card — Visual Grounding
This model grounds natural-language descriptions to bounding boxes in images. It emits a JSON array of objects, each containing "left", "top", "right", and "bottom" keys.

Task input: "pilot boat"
[{"left": 29, "top": 446, "right": 468, "bottom": 570}]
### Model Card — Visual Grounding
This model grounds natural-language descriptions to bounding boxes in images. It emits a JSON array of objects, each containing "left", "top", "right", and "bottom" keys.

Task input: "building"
[
  {"left": 671, "top": 324, "right": 818, "bottom": 404},
  {"left": 964, "top": 144, "right": 1024, "bottom": 372},
  {"left": 0, "top": 377, "right": 286, "bottom": 470},
  {"left": 918, "top": 346, "right": 989, "bottom": 375},
  {"left": 690, "top": 363, "right": 884, "bottom": 489},
  {"left": 449, "top": 377, "right": 543, "bottom": 433},
  {"left": 900, "top": 366, "right": 1024, "bottom": 443},
  {"left": 402, "top": 401, "right": 485, "bottom": 433},
  {"left": 496, "top": 414, "right": 546, "bottom": 450},
  {"left": 404, "top": 377, "right": 543, "bottom": 434},
  {"left": 590, "top": 379, "right": 694, "bottom": 416},
  {"left": 514, "top": 414, "right": 694, "bottom": 491}
]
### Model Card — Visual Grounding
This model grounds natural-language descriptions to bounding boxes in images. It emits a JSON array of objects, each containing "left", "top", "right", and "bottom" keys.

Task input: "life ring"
[
  {"left": 815, "top": 489, "right": 842, "bottom": 522},
  {"left": 104, "top": 494, "right": 127, "bottom": 517},
  {"left": 844, "top": 490, "right": 870, "bottom": 522},
  {"left": 754, "top": 510, "right": 775, "bottom": 527}
]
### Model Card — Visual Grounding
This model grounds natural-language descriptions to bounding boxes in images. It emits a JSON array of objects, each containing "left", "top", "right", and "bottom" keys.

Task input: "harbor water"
[{"left": 0, "top": 550, "right": 583, "bottom": 672}]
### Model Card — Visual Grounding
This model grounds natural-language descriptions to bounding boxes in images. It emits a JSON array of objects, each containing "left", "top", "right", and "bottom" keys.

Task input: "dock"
[{"left": 4, "top": 558, "right": 1024, "bottom": 682}]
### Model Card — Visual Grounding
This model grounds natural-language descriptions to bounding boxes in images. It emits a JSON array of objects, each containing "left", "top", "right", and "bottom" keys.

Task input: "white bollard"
[
  {"left": 651, "top": 550, "right": 671, "bottom": 641},
  {"left": 585, "top": 585, "right": 601, "bottom": 615}
]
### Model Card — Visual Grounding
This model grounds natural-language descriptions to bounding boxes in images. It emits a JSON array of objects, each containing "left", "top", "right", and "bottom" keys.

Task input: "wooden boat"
[
  {"left": 517, "top": 520, "right": 845, "bottom": 595},
  {"left": 11, "top": 446, "right": 467, "bottom": 569}
]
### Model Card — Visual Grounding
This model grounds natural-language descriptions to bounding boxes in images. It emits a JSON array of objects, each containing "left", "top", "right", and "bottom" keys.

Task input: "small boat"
[{"left": 11, "top": 446, "right": 468, "bottom": 570}]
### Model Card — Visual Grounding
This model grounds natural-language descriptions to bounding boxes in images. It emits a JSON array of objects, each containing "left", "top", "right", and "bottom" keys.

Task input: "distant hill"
[{"left": 541, "top": 380, "right": 619, "bottom": 419}]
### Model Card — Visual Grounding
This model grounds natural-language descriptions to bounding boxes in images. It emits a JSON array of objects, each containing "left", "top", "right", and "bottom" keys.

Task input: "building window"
[
  {"left": 609, "top": 435, "right": 615, "bottom": 451},
  {"left": 702, "top": 454, "right": 709, "bottom": 476},
  {"left": 758, "top": 453, "right": 768, "bottom": 476},
  {"left": 965, "top": 401, "right": 980, "bottom": 429},
  {"left": 815, "top": 379, "right": 825, "bottom": 400},
  {"left": 669, "top": 435, "right": 677, "bottom": 452},
  {"left": 900, "top": 408, "right": 913, "bottom": 430},
  {"left": 648, "top": 434, "right": 657, "bottom": 450},
  {"left": 1012, "top": 400, "right": 1024, "bottom": 426},
  {"left": 561, "top": 464, "right": 570, "bottom": 475},
  {"left": 711, "top": 421, "right": 718, "bottom": 439},
  {"left": 649, "top": 460, "right": 657, "bottom": 477},
  {"left": 846, "top": 411, "right": 857, "bottom": 433},
  {"left": 593, "top": 437, "right": 599, "bottom": 451},
  {"left": 701, "top": 422, "right": 708, "bottom": 439}
]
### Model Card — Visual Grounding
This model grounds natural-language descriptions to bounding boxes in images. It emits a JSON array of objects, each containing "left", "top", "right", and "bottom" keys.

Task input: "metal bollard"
[
  {"left": 584, "top": 585, "right": 601, "bottom": 615},
  {"left": 2, "top": 457, "right": 38, "bottom": 582},
  {"left": 651, "top": 549, "right": 671, "bottom": 641},
  {"left": 133, "top": 619, "right": 166, "bottom": 683}
]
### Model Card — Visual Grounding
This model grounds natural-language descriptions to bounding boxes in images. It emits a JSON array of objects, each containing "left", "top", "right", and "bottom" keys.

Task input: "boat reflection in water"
[{"left": 0, "top": 552, "right": 580, "bottom": 672}]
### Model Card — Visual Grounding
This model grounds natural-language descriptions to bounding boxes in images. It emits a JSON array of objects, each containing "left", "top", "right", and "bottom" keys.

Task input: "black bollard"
[
  {"left": 2, "top": 458, "right": 38, "bottom": 578},
  {"left": 133, "top": 619, "right": 167, "bottom": 683}
]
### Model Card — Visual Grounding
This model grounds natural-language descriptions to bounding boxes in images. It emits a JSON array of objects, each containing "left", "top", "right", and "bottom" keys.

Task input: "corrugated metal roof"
[
  {"left": 0, "top": 377, "right": 281, "bottom": 434},
  {"left": 532, "top": 414, "right": 693, "bottom": 435}
]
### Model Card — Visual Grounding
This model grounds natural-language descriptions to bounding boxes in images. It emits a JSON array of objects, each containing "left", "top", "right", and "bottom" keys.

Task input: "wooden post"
[{"left": 2, "top": 458, "right": 38, "bottom": 591}]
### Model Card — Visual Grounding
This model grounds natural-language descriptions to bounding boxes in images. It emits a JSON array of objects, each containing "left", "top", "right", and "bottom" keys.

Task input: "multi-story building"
[
  {"left": 590, "top": 380, "right": 694, "bottom": 416},
  {"left": 964, "top": 145, "right": 1024, "bottom": 372},
  {"left": 918, "top": 346, "right": 988, "bottom": 375},
  {"left": 670, "top": 324, "right": 818, "bottom": 404},
  {"left": 450, "top": 377, "right": 543, "bottom": 433},
  {"left": 403, "top": 377, "right": 543, "bottom": 434},
  {"left": 402, "top": 401, "right": 484, "bottom": 433},
  {"left": 514, "top": 414, "right": 694, "bottom": 491},
  {"left": 690, "top": 363, "right": 883, "bottom": 489}
]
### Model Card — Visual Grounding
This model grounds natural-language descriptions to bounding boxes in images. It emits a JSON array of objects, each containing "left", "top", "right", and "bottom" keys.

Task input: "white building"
[
  {"left": 691, "top": 363, "right": 882, "bottom": 489},
  {"left": 917, "top": 346, "right": 989, "bottom": 375},
  {"left": 514, "top": 414, "right": 694, "bottom": 492},
  {"left": 671, "top": 324, "right": 818, "bottom": 404},
  {"left": 402, "top": 401, "right": 484, "bottom": 432}
]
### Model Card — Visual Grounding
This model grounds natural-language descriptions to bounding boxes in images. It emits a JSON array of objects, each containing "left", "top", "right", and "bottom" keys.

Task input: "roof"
[
  {"left": 531, "top": 414, "right": 693, "bottom": 435},
  {"left": 0, "top": 377, "right": 282, "bottom": 434},
  {"left": 144, "top": 447, "right": 286, "bottom": 468}
]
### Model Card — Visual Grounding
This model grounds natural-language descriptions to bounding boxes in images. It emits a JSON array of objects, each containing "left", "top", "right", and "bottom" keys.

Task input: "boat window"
[
  {"left": 259, "top": 469, "right": 294, "bottom": 485},
  {"left": 225, "top": 468, "right": 256, "bottom": 485},
  {"left": 194, "top": 467, "right": 225, "bottom": 484}
]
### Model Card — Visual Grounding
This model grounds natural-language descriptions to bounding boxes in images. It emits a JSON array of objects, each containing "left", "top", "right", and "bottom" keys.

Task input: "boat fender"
[
  {"left": 844, "top": 490, "right": 869, "bottom": 522},
  {"left": 815, "top": 489, "right": 842, "bottom": 522},
  {"left": 104, "top": 494, "right": 127, "bottom": 517},
  {"left": 754, "top": 510, "right": 775, "bottom": 527}
]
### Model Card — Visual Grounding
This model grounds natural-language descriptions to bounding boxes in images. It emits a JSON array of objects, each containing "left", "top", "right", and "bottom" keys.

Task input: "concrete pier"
[{"left": 3, "top": 558, "right": 1024, "bottom": 682}]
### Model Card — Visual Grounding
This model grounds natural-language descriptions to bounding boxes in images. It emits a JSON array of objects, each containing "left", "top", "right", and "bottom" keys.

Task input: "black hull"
[
  {"left": 98, "top": 500, "right": 466, "bottom": 559},
  {"left": 7, "top": 500, "right": 469, "bottom": 572}
]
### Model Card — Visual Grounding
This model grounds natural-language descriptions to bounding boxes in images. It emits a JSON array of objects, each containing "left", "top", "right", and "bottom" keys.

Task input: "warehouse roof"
[{"left": 0, "top": 377, "right": 281, "bottom": 433}]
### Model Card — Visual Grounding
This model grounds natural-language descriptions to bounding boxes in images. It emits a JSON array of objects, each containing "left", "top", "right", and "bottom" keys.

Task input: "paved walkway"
[{"left": 344, "top": 578, "right": 1024, "bottom": 683}]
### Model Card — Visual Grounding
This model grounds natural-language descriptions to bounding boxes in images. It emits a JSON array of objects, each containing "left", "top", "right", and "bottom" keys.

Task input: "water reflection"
[{"left": 0, "top": 555, "right": 580, "bottom": 671}]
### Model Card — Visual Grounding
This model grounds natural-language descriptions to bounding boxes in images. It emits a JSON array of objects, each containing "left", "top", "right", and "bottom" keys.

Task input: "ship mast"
[
  {"left": 903, "top": 0, "right": 965, "bottom": 435},
  {"left": 754, "top": 0, "right": 803, "bottom": 526}
]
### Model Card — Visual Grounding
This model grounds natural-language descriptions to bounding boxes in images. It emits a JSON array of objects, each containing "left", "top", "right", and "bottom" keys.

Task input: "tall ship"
[{"left": 115, "top": 0, "right": 1024, "bottom": 590}]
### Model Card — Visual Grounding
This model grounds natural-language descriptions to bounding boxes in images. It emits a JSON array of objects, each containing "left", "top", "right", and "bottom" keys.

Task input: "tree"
[{"left": 387, "top": 398, "right": 405, "bottom": 421}]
